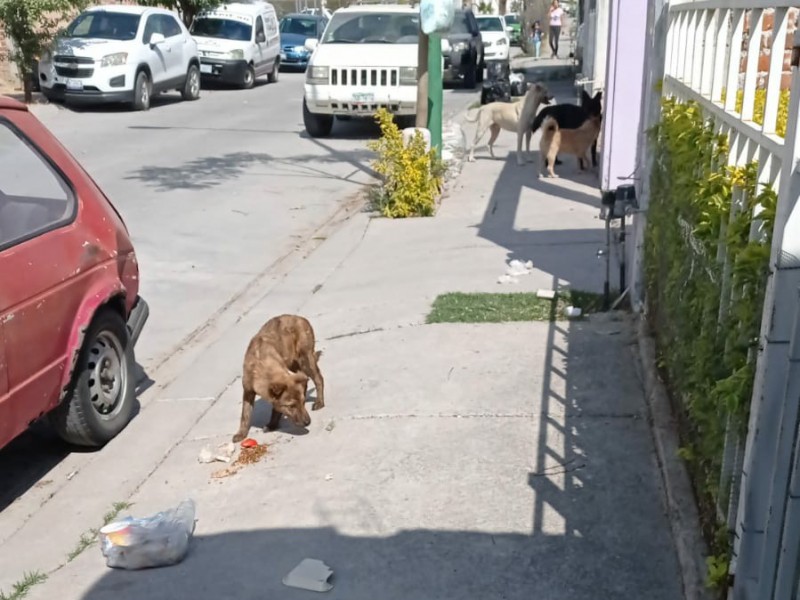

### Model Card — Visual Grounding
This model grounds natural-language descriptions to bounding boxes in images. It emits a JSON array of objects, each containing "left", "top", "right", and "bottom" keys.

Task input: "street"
[{"left": 31, "top": 71, "right": 476, "bottom": 375}]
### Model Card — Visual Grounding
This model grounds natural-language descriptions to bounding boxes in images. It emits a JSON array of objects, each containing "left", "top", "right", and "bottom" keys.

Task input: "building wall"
[{"left": 741, "top": 7, "right": 799, "bottom": 91}]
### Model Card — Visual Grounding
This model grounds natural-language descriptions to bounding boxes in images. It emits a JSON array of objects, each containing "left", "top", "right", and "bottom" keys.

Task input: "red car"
[{"left": 0, "top": 96, "right": 148, "bottom": 450}]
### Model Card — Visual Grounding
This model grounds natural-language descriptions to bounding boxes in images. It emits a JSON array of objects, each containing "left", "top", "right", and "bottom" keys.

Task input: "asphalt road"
[{"left": 31, "top": 71, "right": 478, "bottom": 375}]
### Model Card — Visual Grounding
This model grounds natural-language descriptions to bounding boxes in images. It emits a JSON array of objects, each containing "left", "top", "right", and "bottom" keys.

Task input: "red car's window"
[{"left": 0, "top": 120, "right": 76, "bottom": 251}]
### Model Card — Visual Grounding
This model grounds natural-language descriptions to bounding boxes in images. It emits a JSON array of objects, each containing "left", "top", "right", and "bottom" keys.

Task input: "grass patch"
[
  {"left": 0, "top": 571, "right": 47, "bottom": 600},
  {"left": 426, "top": 290, "right": 605, "bottom": 324}
]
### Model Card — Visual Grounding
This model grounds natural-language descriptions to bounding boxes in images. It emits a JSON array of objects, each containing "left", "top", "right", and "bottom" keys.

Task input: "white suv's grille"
[{"left": 330, "top": 67, "right": 399, "bottom": 87}]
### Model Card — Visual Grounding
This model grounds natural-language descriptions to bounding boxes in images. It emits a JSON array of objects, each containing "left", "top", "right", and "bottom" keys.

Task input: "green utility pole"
[{"left": 427, "top": 32, "right": 443, "bottom": 154}]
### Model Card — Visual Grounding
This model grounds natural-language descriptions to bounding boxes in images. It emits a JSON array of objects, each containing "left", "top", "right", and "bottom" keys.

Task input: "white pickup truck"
[{"left": 302, "top": 4, "right": 419, "bottom": 138}]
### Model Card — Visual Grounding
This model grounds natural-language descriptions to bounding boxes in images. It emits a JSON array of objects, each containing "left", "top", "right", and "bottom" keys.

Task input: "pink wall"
[{"left": 599, "top": 0, "right": 649, "bottom": 192}]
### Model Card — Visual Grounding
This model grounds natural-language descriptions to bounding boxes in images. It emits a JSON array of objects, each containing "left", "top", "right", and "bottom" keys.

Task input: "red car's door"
[{"left": 0, "top": 113, "right": 81, "bottom": 446}]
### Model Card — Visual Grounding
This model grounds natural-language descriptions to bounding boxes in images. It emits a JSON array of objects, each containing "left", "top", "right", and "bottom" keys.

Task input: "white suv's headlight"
[
  {"left": 306, "top": 65, "right": 328, "bottom": 84},
  {"left": 227, "top": 49, "right": 245, "bottom": 60},
  {"left": 399, "top": 66, "right": 416, "bottom": 86},
  {"left": 100, "top": 52, "right": 128, "bottom": 67}
]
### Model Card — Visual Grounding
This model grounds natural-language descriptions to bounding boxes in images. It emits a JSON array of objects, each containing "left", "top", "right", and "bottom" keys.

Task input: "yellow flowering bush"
[
  {"left": 720, "top": 87, "right": 790, "bottom": 137},
  {"left": 367, "top": 108, "right": 443, "bottom": 218}
]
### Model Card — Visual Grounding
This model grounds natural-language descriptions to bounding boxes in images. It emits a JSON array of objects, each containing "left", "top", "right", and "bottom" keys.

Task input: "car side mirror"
[
  {"left": 149, "top": 32, "right": 165, "bottom": 47},
  {"left": 304, "top": 38, "right": 318, "bottom": 51}
]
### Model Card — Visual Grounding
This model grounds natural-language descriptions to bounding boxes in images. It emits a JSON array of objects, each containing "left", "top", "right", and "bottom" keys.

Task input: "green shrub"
[
  {"left": 720, "top": 87, "right": 790, "bottom": 137},
  {"left": 645, "top": 97, "right": 776, "bottom": 589}
]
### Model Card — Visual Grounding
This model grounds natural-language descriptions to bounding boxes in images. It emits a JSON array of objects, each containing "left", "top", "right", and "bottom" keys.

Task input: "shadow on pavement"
[
  {"left": 77, "top": 316, "right": 681, "bottom": 600},
  {"left": 125, "top": 148, "right": 377, "bottom": 192}
]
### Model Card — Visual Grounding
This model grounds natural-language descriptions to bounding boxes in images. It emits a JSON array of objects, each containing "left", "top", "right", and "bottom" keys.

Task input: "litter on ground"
[
  {"left": 283, "top": 558, "right": 335, "bottom": 593},
  {"left": 498, "top": 259, "right": 534, "bottom": 284},
  {"left": 197, "top": 442, "right": 236, "bottom": 464}
]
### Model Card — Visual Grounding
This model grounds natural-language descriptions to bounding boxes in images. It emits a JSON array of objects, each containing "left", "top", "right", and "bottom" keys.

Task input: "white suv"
[
  {"left": 39, "top": 5, "right": 201, "bottom": 111},
  {"left": 302, "top": 4, "right": 418, "bottom": 138}
]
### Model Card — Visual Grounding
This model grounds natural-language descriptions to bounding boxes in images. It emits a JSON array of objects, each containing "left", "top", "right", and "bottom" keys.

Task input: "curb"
[{"left": 635, "top": 315, "right": 713, "bottom": 600}]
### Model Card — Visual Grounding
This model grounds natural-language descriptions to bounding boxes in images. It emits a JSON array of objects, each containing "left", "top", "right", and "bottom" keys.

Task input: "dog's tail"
[
  {"left": 464, "top": 108, "right": 480, "bottom": 123},
  {"left": 542, "top": 116, "right": 559, "bottom": 135}
]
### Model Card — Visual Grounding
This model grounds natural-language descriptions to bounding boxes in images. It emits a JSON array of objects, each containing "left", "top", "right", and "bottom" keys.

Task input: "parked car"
[
  {"left": 476, "top": 15, "right": 510, "bottom": 62},
  {"left": 441, "top": 9, "right": 484, "bottom": 88},
  {"left": 38, "top": 5, "right": 201, "bottom": 111},
  {"left": 0, "top": 96, "right": 148, "bottom": 450},
  {"left": 302, "top": 4, "right": 419, "bottom": 138},
  {"left": 191, "top": 1, "right": 281, "bottom": 89},
  {"left": 279, "top": 13, "right": 328, "bottom": 71},
  {"left": 503, "top": 13, "right": 521, "bottom": 45}
]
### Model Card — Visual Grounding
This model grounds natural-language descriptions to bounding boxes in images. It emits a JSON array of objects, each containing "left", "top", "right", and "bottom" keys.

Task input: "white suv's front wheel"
[
  {"left": 303, "top": 99, "right": 333, "bottom": 138},
  {"left": 181, "top": 64, "right": 201, "bottom": 101}
]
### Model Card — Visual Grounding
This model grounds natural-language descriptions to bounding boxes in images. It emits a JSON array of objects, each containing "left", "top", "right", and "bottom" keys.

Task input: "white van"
[{"left": 191, "top": 2, "right": 280, "bottom": 89}]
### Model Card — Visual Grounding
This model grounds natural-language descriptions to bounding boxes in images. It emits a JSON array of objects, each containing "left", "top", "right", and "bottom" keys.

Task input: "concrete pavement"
[{"left": 5, "top": 78, "right": 683, "bottom": 600}]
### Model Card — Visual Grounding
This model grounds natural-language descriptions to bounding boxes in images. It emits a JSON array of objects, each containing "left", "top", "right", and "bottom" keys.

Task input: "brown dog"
[
  {"left": 232, "top": 315, "right": 325, "bottom": 443},
  {"left": 539, "top": 114, "right": 602, "bottom": 178}
]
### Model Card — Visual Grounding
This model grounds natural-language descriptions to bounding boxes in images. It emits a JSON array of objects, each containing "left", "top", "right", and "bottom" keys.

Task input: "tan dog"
[
  {"left": 515, "top": 82, "right": 553, "bottom": 165},
  {"left": 465, "top": 82, "right": 552, "bottom": 162},
  {"left": 539, "top": 114, "right": 602, "bottom": 178},
  {"left": 233, "top": 315, "right": 325, "bottom": 443}
]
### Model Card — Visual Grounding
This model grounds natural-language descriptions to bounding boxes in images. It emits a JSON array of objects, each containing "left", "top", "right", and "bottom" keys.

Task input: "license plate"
[
  {"left": 352, "top": 92, "right": 374, "bottom": 103},
  {"left": 66, "top": 79, "right": 83, "bottom": 91},
  {"left": 200, "top": 64, "right": 213, "bottom": 74}
]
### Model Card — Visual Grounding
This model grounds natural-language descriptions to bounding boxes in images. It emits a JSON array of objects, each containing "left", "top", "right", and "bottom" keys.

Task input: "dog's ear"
[
  {"left": 581, "top": 90, "right": 591, "bottom": 104},
  {"left": 268, "top": 382, "right": 287, "bottom": 399},
  {"left": 593, "top": 91, "right": 602, "bottom": 102}
]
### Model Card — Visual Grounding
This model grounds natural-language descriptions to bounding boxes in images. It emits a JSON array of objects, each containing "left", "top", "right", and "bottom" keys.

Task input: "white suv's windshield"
[
  {"left": 65, "top": 11, "right": 141, "bottom": 41},
  {"left": 191, "top": 17, "right": 252, "bottom": 41},
  {"left": 321, "top": 11, "right": 419, "bottom": 44},
  {"left": 477, "top": 17, "right": 504, "bottom": 32}
]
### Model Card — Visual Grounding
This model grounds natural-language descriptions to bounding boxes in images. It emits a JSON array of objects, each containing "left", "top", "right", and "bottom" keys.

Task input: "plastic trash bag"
[
  {"left": 420, "top": 0, "right": 454, "bottom": 35},
  {"left": 99, "top": 499, "right": 196, "bottom": 570}
]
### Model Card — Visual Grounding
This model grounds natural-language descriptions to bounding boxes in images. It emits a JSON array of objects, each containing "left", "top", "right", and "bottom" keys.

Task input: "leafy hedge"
[{"left": 644, "top": 97, "right": 777, "bottom": 588}]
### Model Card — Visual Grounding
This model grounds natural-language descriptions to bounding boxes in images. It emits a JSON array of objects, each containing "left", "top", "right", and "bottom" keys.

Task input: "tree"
[
  {"left": 137, "top": 0, "right": 219, "bottom": 28},
  {"left": 0, "top": 0, "right": 80, "bottom": 102}
]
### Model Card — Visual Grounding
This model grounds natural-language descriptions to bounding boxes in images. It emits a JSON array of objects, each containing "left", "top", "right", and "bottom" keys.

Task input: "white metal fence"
[{"left": 660, "top": 1, "right": 800, "bottom": 598}]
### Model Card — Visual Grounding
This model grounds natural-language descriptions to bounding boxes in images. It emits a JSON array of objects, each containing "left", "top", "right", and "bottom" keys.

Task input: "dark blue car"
[{"left": 279, "top": 13, "right": 327, "bottom": 70}]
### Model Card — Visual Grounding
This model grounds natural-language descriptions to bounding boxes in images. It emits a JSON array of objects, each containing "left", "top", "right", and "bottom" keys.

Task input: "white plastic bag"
[
  {"left": 420, "top": 0, "right": 455, "bottom": 35},
  {"left": 99, "top": 499, "right": 196, "bottom": 570}
]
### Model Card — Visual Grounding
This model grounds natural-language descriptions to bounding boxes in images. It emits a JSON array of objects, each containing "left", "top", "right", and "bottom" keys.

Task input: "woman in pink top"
[{"left": 548, "top": 0, "right": 563, "bottom": 58}]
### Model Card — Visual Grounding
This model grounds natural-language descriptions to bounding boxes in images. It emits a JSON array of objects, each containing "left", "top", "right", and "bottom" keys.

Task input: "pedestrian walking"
[
  {"left": 531, "top": 20, "right": 543, "bottom": 59},
  {"left": 548, "top": 0, "right": 563, "bottom": 58}
]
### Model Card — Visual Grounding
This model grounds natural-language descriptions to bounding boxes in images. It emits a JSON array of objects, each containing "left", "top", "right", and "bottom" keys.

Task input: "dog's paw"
[
  {"left": 232, "top": 432, "right": 246, "bottom": 443},
  {"left": 312, "top": 401, "right": 325, "bottom": 411}
]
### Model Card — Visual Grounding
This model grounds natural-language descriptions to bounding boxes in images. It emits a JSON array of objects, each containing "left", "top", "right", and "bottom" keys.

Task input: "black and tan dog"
[{"left": 528, "top": 90, "right": 603, "bottom": 167}]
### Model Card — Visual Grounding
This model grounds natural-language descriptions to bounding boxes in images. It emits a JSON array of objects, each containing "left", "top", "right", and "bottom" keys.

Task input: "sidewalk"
[{"left": 13, "top": 85, "right": 682, "bottom": 600}]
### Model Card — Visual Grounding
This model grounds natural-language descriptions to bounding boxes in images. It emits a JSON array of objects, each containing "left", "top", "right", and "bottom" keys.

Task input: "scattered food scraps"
[
  {"left": 283, "top": 558, "right": 335, "bottom": 593},
  {"left": 240, "top": 438, "right": 258, "bottom": 449},
  {"left": 236, "top": 443, "right": 268, "bottom": 466},
  {"left": 211, "top": 442, "right": 269, "bottom": 479}
]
